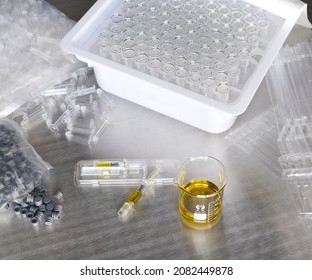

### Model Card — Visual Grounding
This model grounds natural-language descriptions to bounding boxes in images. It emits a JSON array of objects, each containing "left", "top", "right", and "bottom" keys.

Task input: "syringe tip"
[{"left": 117, "top": 202, "right": 133, "bottom": 218}]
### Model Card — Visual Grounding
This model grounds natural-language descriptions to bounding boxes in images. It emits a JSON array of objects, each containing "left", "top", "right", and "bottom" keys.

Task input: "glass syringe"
[{"left": 117, "top": 164, "right": 162, "bottom": 218}]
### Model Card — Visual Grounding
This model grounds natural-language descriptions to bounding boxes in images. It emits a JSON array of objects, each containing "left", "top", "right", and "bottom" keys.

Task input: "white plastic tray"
[{"left": 61, "top": 0, "right": 305, "bottom": 133}]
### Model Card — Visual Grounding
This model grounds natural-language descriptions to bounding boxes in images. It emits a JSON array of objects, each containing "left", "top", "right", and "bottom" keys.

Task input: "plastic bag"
[
  {"left": 0, "top": 0, "right": 85, "bottom": 118},
  {"left": 0, "top": 119, "right": 52, "bottom": 212}
]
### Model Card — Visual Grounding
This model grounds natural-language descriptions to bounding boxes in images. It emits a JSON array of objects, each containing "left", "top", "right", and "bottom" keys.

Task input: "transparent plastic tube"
[
  {"left": 70, "top": 85, "right": 96, "bottom": 98},
  {"left": 50, "top": 105, "right": 80, "bottom": 132},
  {"left": 41, "top": 87, "right": 69, "bottom": 97},
  {"left": 90, "top": 117, "right": 111, "bottom": 144},
  {"left": 65, "top": 130, "right": 92, "bottom": 146},
  {"left": 21, "top": 106, "right": 48, "bottom": 129},
  {"left": 43, "top": 98, "right": 58, "bottom": 126},
  {"left": 96, "top": 88, "right": 114, "bottom": 110},
  {"left": 67, "top": 118, "right": 96, "bottom": 136},
  {"left": 62, "top": 104, "right": 81, "bottom": 125}
]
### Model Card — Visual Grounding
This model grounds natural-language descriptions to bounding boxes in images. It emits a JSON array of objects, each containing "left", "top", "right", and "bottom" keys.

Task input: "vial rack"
[{"left": 61, "top": 0, "right": 305, "bottom": 133}]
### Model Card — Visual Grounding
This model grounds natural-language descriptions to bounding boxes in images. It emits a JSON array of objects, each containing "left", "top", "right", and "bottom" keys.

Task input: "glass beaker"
[{"left": 174, "top": 156, "right": 227, "bottom": 229}]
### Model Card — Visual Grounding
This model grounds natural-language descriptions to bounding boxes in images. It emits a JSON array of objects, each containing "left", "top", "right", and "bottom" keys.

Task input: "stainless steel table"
[{"left": 1, "top": 2, "right": 312, "bottom": 260}]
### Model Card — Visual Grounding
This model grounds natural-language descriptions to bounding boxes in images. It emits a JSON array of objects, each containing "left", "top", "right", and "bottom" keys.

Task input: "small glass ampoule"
[
  {"left": 216, "top": 84, "right": 230, "bottom": 103},
  {"left": 174, "top": 47, "right": 187, "bottom": 57},
  {"left": 175, "top": 57, "right": 188, "bottom": 67},
  {"left": 188, "top": 61, "right": 201, "bottom": 73},
  {"left": 216, "top": 72, "right": 229, "bottom": 84},
  {"left": 228, "top": 67, "right": 240, "bottom": 85},
  {"left": 202, "top": 67, "right": 215, "bottom": 78},
  {"left": 257, "top": 19, "right": 270, "bottom": 36},
  {"left": 160, "top": 63, "right": 175, "bottom": 82},
  {"left": 136, "top": 41, "right": 149, "bottom": 53},
  {"left": 189, "top": 74, "right": 202, "bottom": 92},
  {"left": 147, "top": 58, "right": 162, "bottom": 76},
  {"left": 174, "top": 36, "right": 186, "bottom": 46},
  {"left": 202, "top": 78, "right": 215, "bottom": 98},
  {"left": 201, "top": 56, "right": 213, "bottom": 67},
  {"left": 135, "top": 53, "right": 149, "bottom": 72},
  {"left": 148, "top": 47, "right": 161, "bottom": 58}
]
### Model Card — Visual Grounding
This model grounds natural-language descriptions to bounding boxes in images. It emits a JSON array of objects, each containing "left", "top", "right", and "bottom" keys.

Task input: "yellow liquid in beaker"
[{"left": 179, "top": 180, "right": 222, "bottom": 229}]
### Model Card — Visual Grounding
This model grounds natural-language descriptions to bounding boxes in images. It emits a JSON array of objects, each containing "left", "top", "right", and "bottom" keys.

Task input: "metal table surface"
[{"left": 1, "top": 2, "right": 312, "bottom": 260}]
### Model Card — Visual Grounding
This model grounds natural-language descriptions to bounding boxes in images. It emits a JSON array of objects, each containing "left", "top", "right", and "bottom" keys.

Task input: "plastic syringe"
[{"left": 117, "top": 164, "right": 163, "bottom": 218}]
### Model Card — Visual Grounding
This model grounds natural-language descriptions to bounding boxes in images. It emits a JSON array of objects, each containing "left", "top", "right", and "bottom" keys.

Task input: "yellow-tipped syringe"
[{"left": 117, "top": 165, "right": 162, "bottom": 218}]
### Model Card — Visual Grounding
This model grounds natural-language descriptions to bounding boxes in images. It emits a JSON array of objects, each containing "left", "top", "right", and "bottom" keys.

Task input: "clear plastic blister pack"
[
  {"left": 0, "top": 119, "right": 52, "bottom": 212},
  {"left": 266, "top": 40, "right": 312, "bottom": 219},
  {"left": 224, "top": 108, "right": 282, "bottom": 186},
  {"left": 267, "top": 42, "right": 312, "bottom": 158},
  {"left": 0, "top": 0, "right": 85, "bottom": 118},
  {"left": 74, "top": 158, "right": 179, "bottom": 187}
]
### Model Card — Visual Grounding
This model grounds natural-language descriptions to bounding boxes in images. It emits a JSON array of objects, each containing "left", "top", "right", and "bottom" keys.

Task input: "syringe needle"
[{"left": 117, "top": 165, "right": 162, "bottom": 218}]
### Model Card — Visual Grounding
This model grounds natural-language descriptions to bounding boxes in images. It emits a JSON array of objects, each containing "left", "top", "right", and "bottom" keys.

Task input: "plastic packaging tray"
[
  {"left": 61, "top": 0, "right": 305, "bottom": 133},
  {"left": 74, "top": 158, "right": 180, "bottom": 187}
]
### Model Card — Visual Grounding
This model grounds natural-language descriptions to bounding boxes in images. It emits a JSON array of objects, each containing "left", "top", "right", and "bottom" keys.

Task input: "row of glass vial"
[
  {"left": 98, "top": 39, "right": 256, "bottom": 68},
  {"left": 113, "top": 9, "right": 267, "bottom": 26},
  {"left": 99, "top": 34, "right": 261, "bottom": 55},
  {"left": 119, "top": 0, "right": 265, "bottom": 17},
  {"left": 103, "top": 17, "right": 269, "bottom": 39},
  {"left": 97, "top": 48, "right": 237, "bottom": 101},
  {"left": 98, "top": 21, "right": 267, "bottom": 58}
]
